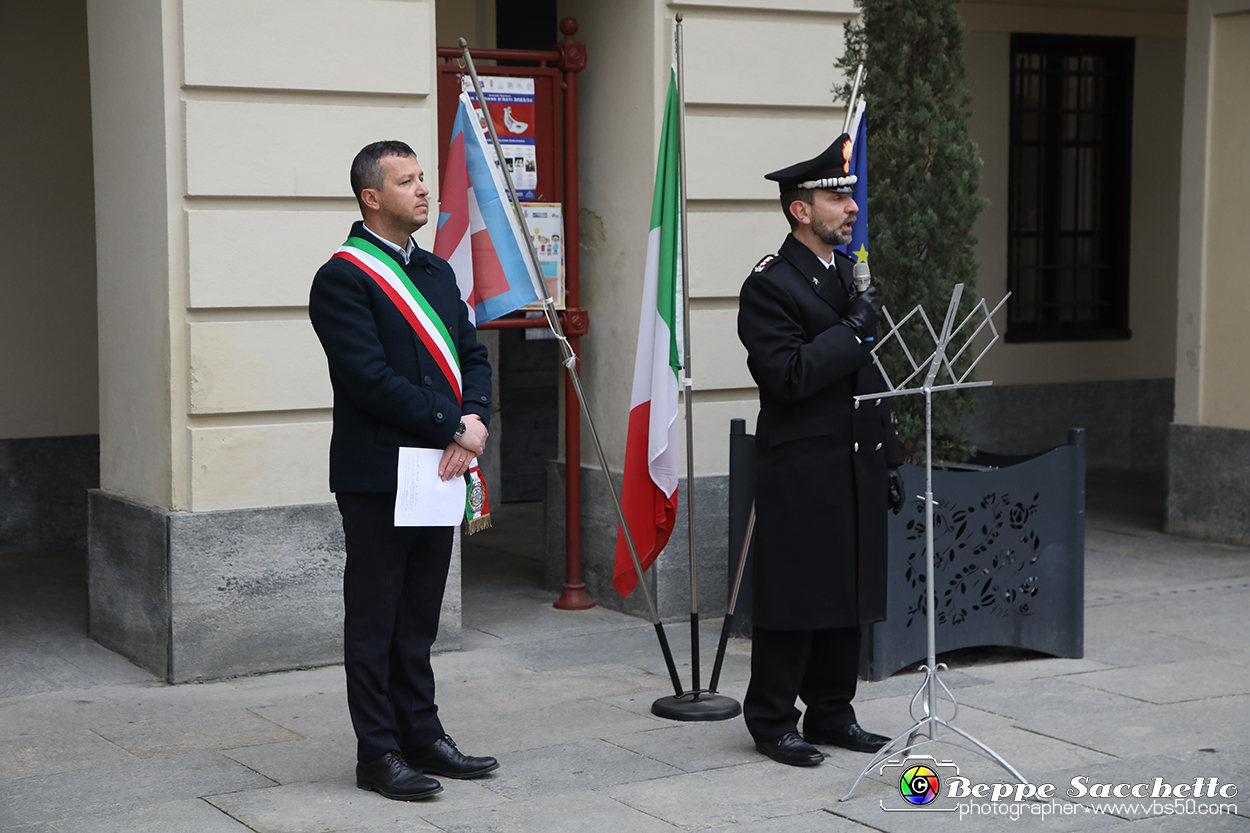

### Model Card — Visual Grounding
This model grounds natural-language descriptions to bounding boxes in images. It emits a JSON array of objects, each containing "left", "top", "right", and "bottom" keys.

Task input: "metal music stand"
[{"left": 840, "top": 284, "right": 1026, "bottom": 801}]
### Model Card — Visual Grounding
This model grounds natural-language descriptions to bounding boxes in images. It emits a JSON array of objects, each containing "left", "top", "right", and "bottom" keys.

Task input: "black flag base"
[{"left": 651, "top": 692, "right": 742, "bottom": 722}]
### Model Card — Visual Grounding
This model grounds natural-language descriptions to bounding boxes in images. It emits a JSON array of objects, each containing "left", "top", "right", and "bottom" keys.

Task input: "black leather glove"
[
  {"left": 840, "top": 285, "right": 880, "bottom": 340},
  {"left": 887, "top": 467, "right": 906, "bottom": 515}
]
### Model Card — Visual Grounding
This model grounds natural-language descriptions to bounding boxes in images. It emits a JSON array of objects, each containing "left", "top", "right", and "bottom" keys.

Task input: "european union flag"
[{"left": 836, "top": 107, "right": 869, "bottom": 265}]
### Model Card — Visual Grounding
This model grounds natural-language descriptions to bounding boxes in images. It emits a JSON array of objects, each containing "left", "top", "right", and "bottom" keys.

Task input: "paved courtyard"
[{"left": 2, "top": 476, "right": 1249, "bottom": 831}]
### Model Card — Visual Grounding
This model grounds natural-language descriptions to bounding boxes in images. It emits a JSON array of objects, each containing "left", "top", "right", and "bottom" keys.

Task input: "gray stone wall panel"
[
  {"left": 1166, "top": 423, "right": 1250, "bottom": 546},
  {"left": 87, "top": 490, "right": 169, "bottom": 677},
  {"left": 544, "top": 462, "right": 729, "bottom": 621},
  {"left": 0, "top": 435, "right": 99, "bottom": 550},
  {"left": 963, "top": 379, "right": 1173, "bottom": 470},
  {"left": 88, "top": 492, "right": 462, "bottom": 683}
]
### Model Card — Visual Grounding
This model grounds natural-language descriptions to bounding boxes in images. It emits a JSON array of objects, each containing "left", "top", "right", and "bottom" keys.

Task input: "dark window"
[{"left": 1006, "top": 34, "right": 1134, "bottom": 341}]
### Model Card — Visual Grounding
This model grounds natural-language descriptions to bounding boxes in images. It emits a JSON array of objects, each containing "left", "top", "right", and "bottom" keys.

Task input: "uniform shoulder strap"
[{"left": 751, "top": 254, "right": 779, "bottom": 274}]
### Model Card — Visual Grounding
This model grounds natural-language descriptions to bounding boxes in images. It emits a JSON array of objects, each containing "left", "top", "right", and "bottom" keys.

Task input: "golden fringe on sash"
[{"left": 464, "top": 513, "right": 492, "bottom": 535}]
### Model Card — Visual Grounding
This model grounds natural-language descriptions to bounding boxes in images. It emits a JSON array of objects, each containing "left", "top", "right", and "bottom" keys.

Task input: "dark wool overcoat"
[{"left": 737, "top": 233, "right": 904, "bottom": 630}]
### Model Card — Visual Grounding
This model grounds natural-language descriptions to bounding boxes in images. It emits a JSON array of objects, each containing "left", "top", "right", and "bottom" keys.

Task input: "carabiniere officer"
[{"left": 737, "top": 133, "right": 907, "bottom": 767}]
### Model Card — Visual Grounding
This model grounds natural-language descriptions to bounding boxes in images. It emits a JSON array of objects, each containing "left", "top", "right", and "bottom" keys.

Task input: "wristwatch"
[{"left": 455, "top": 420, "right": 467, "bottom": 439}]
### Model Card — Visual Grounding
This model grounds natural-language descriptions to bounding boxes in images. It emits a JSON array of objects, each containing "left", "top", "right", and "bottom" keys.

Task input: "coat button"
[
  {"left": 875, "top": 442, "right": 883, "bottom": 451},
  {"left": 854, "top": 441, "right": 859, "bottom": 452},
  {"left": 424, "top": 375, "right": 433, "bottom": 385},
  {"left": 854, "top": 400, "right": 860, "bottom": 409},
  {"left": 435, "top": 412, "right": 444, "bottom": 420},
  {"left": 876, "top": 398, "right": 882, "bottom": 406},
  {"left": 480, "top": 395, "right": 488, "bottom": 401}
]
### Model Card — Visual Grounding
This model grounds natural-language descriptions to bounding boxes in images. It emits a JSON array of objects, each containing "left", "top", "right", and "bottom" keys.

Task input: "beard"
[{"left": 811, "top": 208, "right": 853, "bottom": 247}]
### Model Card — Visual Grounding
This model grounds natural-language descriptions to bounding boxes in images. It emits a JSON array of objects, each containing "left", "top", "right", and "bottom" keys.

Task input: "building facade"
[{"left": 0, "top": 0, "right": 1245, "bottom": 680}]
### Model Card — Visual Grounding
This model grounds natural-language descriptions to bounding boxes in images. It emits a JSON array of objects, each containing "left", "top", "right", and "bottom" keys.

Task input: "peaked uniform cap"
[{"left": 765, "top": 133, "right": 858, "bottom": 192}]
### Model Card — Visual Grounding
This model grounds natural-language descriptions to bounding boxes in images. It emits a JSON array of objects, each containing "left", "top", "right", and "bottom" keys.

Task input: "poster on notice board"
[
  {"left": 462, "top": 76, "right": 537, "bottom": 200},
  {"left": 520, "top": 202, "right": 564, "bottom": 312}
]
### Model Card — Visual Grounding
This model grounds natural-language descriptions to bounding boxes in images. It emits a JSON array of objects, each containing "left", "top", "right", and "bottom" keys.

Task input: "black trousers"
[
  {"left": 743, "top": 625, "right": 861, "bottom": 742},
  {"left": 337, "top": 492, "right": 453, "bottom": 762}
]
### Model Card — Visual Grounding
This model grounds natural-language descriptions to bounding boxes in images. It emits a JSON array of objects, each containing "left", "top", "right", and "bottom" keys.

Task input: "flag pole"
[
  {"left": 843, "top": 63, "right": 865, "bottom": 135},
  {"left": 676, "top": 13, "right": 699, "bottom": 697},
  {"left": 457, "top": 40, "right": 685, "bottom": 698},
  {"left": 650, "top": 13, "right": 741, "bottom": 723}
]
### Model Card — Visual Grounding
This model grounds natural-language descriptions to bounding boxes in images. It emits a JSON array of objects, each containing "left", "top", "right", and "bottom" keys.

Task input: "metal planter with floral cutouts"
[{"left": 860, "top": 428, "right": 1086, "bottom": 681}]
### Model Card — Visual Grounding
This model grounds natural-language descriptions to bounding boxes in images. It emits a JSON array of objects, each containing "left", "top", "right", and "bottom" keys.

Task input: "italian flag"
[{"left": 614, "top": 67, "right": 683, "bottom": 597}]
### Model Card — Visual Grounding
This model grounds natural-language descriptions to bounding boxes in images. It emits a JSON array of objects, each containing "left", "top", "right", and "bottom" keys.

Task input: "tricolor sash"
[{"left": 332, "top": 236, "right": 491, "bottom": 533}]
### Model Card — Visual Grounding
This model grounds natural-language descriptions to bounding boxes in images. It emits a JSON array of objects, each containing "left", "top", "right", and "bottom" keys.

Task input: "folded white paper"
[{"left": 395, "top": 447, "right": 466, "bottom": 527}]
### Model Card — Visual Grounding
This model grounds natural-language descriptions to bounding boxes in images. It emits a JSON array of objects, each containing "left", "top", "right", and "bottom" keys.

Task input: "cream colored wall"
[
  {"left": 683, "top": 0, "right": 858, "bottom": 475},
  {"left": 89, "top": 0, "right": 439, "bottom": 511},
  {"left": 962, "top": 4, "right": 1185, "bottom": 386},
  {"left": 559, "top": 0, "right": 856, "bottom": 476},
  {"left": 1173, "top": 0, "right": 1247, "bottom": 424},
  {"left": 961, "top": 0, "right": 1185, "bottom": 37},
  {"left": 88, "top": 0, "right": 175, "bottom": 506},
  {"left": 0, "top": 0, "right": 99, "bottom": 440},
  {"left": 1198, "top": 11, "right": 1250, "bottom": 430},
  {"left": 555, "top": 0, "right": 659, "bottom": 474}
]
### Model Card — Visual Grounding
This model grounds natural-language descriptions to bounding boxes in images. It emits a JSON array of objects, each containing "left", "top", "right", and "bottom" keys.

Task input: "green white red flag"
[{"left": 614, "top": 66, "right": 683, "bottom": 597}]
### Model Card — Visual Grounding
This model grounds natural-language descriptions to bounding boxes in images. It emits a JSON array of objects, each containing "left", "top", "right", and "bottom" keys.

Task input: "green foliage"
[{"left": 836, "top": 0, "right": 988, "bottom": 463}]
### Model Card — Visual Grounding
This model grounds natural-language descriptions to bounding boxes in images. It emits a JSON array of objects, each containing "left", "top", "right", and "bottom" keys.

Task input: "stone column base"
[
  {"left": 1167, "top": 423, "right": 1250, "bottom": 546},
  {"left": 87, "top": 490, "right": 461, "bottom": 683}
]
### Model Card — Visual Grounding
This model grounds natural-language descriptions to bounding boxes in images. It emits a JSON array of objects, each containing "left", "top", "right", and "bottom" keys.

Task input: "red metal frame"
[{"left": 436, "top": 19, "right": 592, "bottom": 610}]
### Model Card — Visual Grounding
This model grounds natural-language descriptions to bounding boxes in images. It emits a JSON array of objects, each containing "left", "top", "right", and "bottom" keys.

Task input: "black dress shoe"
[
  {"left": 356, "top": 751, "right": 442, "bottom": 800},
  {"left": 804, "top": 722, "right": 890, "bottom": 753},
  {"left": 404, "top": 735, "right": 499, "bottom": 779},
  {"left": 754, "top": 731, "right": 824, "bottom": 766}
]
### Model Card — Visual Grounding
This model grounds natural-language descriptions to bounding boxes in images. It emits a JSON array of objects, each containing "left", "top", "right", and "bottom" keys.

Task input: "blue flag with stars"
[{"left": 836, "top": 107, "right": 869, "bottom": 265}]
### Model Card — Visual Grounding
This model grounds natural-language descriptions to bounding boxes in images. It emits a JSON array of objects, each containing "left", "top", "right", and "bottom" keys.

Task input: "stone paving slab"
[
  {"left": 0, "top": 752, "right": 275, "bottom": 827},
  {"left": 433, "top": 696, "right": 669, "bottom": 755},
  {"left": 247, "top": 690, "right": 357, "bottom": 740},
  {"left": 949, "top": 676, "right": 1151, "bottom": 723},
  {"left": 846, "top": 697, "right": 1119, "bottom": 776},
  {"left": 19, "top": 631, "right": 157, "bottom": 688},
  {"left": 92, "top": 707, "right": 303, "bottom": 759},
  {"left": 827, "top": 795, "right": 1126, "bottom": 832},
  {"left": 931, "top": 656, "right": 1113, "bottom": 685},
  {"left": 1026, "top": 753, "right": 1243, "bottom": 822},
  {"left": 0, "top": 725, "right": 136, "bottom": 780},
  {"left": 1017, "top": 693, "right": 1250, "bottom": 760},
  {"left": 3, "top": 495, "right": 1250, "bottom": 832},
  {"left": 0, "top": 689, "right": 139, "bottom": 743},
  {"left": 1127, "top": 815, "right": 1250, "bottom": 832},
  {"left": 0, "top": 634, "right": 112, "bottom": 699},
  {"left": 480, "top": 738, "right": 682, "bottom": 799},
  {"left": 1077, "top": 626, "right": 1226, "bottom": 668},
  {"left": 222, "top": 736, "right": 356, "bottom": 785},
  {"left": 204, "top": 779, "right": 490, "bottom": 832},
  {"left": 852, "top": 667, "right": 995, "bottom": 702},
  {"left": 699, "top": 809, "right": 879, "bottom": 833},
  {"left": 605, "top": 760, "right": 845, "bottom": 829},
  {"left": 603, "top": 720, "right": 763, "bottom": 774},
  {"left": 46, "top": 797, "right": 254, "bottom": 833},
  {"left": 422, "top": 789, "right": 681, "bottom": 833},
  {"left": 1068, "top": 654, "right": 1250, "bottom": 704}
]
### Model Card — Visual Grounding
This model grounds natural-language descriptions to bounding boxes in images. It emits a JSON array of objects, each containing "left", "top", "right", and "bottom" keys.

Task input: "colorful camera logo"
[{"left": 900, "top": 764, "right": 941, "bottom": 805}]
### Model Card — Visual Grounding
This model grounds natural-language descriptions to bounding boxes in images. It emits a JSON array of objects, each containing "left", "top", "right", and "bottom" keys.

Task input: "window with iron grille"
[{"left": 1006, "top": 34, "right": 1134, "bottom": 341}]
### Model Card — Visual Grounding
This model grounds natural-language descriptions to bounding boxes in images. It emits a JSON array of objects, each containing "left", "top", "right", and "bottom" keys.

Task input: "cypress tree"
[{"left": 837, "top": 0, "right": 988, "bottom": 462}]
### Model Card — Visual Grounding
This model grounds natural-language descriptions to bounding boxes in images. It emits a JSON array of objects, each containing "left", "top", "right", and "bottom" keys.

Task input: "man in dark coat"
[
  {"left": 737, "top": 133, "right": 906, "bottom": 767},
  {"left": 309, "top": 141, "right": 497, "bottom": 800}
]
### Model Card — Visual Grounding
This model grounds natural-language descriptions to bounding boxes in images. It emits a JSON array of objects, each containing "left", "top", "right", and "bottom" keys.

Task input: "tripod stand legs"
[{"left": 839, "top": 663, "right": 1029, "bottom": 801}]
